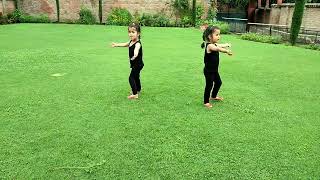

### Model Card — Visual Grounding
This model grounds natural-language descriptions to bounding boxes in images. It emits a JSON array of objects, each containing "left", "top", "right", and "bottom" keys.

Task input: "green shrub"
[
  {"left": 204, "top": 20, "right": 230, "bottom": 34},
  {"left": 7, "top": 9, "right": 22, "bottom": 23},
  {"left": 78, "top": 7, "right": 96, "bottom": 24},
  {"left": 4, "top": 10, "right": 50, "bottom": 24},
  {"left": 181, "top": 15, "right": 192, "bottom": 27},
  {"left": 106, "top": 8, "right": 132, "bottom": 26},
  {"left": 152, "top": 14, "right": 170, "bottom": 27},
  {"left": 241, "top": 33, "right": 282, "bottom": 44},
  {"left": 132, "top": 12, "right": 141, "bottom": 24},
  {"left": 302, "top": 43, "right": 320, "bottom": 51},
  {"left": 139, "top": 13, "right": 171, "bottom": 27},
  {"left": 20, "top": 14, "right": 51, "bottom": 23},
  {"left": 195, "top": 5, "right": 204, "bottom": 27},
  {"left": 207, "top": 7, "right": 217, "bottom": 21},
  {"left": 140, "top": 13, "right": 153, "bottom": 26},
  {"left": 0, "top": 14, "right": 8, "bottom": 25},
  {"left": 172, "top": 0, "right": 190, "bottom": 17}
]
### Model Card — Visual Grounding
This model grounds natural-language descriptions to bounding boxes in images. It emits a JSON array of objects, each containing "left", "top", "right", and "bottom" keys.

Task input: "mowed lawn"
[{"left": 0, "top": 24, "right": 319, "bottom": 179}]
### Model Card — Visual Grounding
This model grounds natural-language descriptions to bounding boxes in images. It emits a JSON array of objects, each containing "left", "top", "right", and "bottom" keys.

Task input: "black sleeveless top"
[
  {"left": 129, "top": 40, "right": 144, "bottom": 68},
  {"left": 204, "top": 43, "right": 219, "bottom": 72}
]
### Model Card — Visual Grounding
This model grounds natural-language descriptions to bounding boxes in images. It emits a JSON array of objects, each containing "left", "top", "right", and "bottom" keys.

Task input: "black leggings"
[
  {"left": 204, "top": 70, "right": 222, "bottom": 104},
  {"left": 129, "top": 66, "right": 143, "bottom": 95}
]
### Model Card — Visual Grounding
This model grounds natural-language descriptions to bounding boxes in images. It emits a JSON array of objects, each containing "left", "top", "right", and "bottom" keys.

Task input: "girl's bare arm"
[{"left": 111, "top": 42, "right": 129, "bottom": 47}]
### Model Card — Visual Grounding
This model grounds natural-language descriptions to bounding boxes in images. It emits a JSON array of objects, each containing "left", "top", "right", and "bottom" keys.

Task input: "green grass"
[{"left": 0, "top": 24, "right": 320, "bottom": 179}]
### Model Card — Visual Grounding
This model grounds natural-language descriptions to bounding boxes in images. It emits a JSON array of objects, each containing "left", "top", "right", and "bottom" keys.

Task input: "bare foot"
[
  {"left": 204, "top": 103, "right": 213, "bottom": 108},
  {"left": 210, "top": 96, "right": 224, "bottom": 101},
  {"left": 128, "top": 94, "right": 138, "bottom": 99}
]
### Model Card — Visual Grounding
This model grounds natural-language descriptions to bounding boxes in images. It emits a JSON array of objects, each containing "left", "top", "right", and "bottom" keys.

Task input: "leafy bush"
[
  {"left": 203, "top": 20, "right": 230, "bottom": 34},
  {"left": 0, "top": 14, "right": 8, "bottom": 25},
  {"left": 139, "top": 13, "right": 171, "bottom": 27},
  {"left": 132, "top": 11, "right": 141, "bottom": 24},
  {"left": 207, "top": 7, "right": 216, "bottom": 21},
  {"left": 302, "top": 43, "right": 320, "bottom": 51},
  {"left": 7, "top": 9, "right": 22, "bottom": 23},
  {"left": 241, "top": 33, "right": 282, "bottom": 44},
  {"left": 2, "top": 10, "right": 50, "bottom": 24},
  {"left": 181, "top": 15, "right": 192, "bottom": 27},
  {"left": 20, "top": 14, "right": 51, "bottom": 23},
  {"left": 106, "top": 8, "right": 132, "bottom": 26},
  {"left": 78, "top": 7, "right": 96, "bottom": 24},
  {"left": 140, "top": 13, "right": 153, "bottom": 26},
  {"left": 195, "top": 5, "right": 204, "bottom": 27},
  {"left": 152, "top": 14, "right": 170, "bottom": 27},
  {"left": 172, "top": 0, "right": 190, "bottom": 17}
]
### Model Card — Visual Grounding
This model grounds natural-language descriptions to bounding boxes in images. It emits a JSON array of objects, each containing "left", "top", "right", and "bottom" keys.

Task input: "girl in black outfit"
[
  {"left": 112, "top": 23, "right": 144, "bottom": 99},
  {"left": 201, "top": 26, "right": 233, "bottom": 108}
]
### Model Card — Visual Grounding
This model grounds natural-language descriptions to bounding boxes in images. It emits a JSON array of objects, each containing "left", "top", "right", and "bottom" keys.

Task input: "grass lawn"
[{"left": 0, "top": 24, "right": 319, "bottom": 179}]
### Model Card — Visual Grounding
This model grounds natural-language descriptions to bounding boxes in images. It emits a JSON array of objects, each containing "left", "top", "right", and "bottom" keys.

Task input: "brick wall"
[
  {"left": 102, "top": 0, "right": 173, "bottom": 22},
  {"left": 270, "top": 3, "right": 320, "bottom": 30},
  {"left": 0, "top": 0, "right": 15, "bottom": 15},
  {"left": 18, "top": 0, "right": 57, "bottom": 20},
  {"left": 1, "top": 0, "right": 207, "bottom": 22}
]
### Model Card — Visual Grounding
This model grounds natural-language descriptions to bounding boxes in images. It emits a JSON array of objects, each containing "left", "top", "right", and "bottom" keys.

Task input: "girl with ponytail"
[{"left": 201, "top": 26, "right": 233, "bottom": 108}]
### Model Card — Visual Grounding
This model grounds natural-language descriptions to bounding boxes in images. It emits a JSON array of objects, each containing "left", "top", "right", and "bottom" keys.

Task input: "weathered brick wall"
[
  {"left": 18, "top": 0, "right": 57, "bottom": 20},
  {"left": 270, "top": 3, "right": 320, "bottom": 30},
  {"left": 1, "top": 0, "right": 208, "bottom": 23},
  {"left": 303, "top": 6, "right": 320, "bottom": 29},
  {"left": 59, "top": 0, "right": 99, "bottom": 22},
  {"left": 102, "top": 0, "right": 173, "bottom": 22},
  {"left": 0, "top": 0, "right": 15, "bottom": 15}
]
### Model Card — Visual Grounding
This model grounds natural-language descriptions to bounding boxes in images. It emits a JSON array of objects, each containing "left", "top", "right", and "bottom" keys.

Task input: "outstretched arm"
[
  {"left": 216, "top": 43, "right": 231, "bottom": 48},
  {"left": 111, "top": 42, "right": 129, "bottom": 47},
  {"left": 130, "top": 43, "right": 141, "bottom": 60},
  {"left": 208, "top": 44, "right": 232, "bottom": 56}
]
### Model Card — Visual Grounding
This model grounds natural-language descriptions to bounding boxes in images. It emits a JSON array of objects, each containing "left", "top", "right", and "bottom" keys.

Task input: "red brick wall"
[
  {"left": 18, "top": 0, "right": 57, "bottom": 20},
  {"left": 2, "top": 0, "right": 208, "bottom": 23},
  {"left": 0, "top": 0, "right": 15, "bottom": 15}
]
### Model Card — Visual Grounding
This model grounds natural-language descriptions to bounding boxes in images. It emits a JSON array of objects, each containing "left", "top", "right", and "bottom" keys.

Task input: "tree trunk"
[
  {"left": 56, "top": 0, "right": 60, "bottom": 22},
  {"left": 99, "top": 0, "right": 102, "bottom": 24},
  {"left": 192, "top": 0, "right": 196, "bottom": 26}
]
